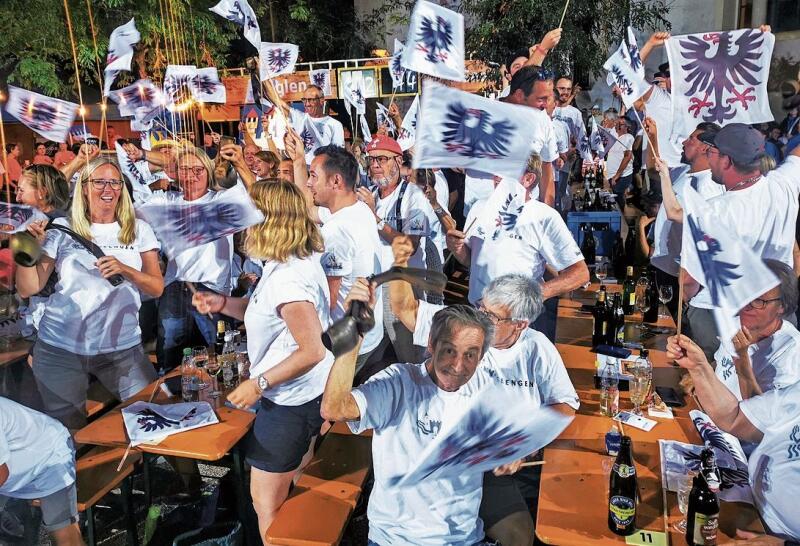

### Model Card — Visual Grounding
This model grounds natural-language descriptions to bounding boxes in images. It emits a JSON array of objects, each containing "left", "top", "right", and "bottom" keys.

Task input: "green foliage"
[{"left": 461, "top": 0, "right": 672, "bottom": 85}]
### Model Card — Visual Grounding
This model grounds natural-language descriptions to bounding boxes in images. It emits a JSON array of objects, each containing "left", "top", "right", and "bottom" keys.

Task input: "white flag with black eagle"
[
  {"left": 108, "top": 79, "right": 165, "bottom": 118},
  {"left": 5, "top": 86, "right": 79, "bottom": 143},
  {"left": 308, "top": 69, "right": 331, "bottom": 96},
  {"left": 122, "top": 401, "right": 219, "bottom": 446},
  {"left": 104, "top": 18, "right": 141, "bottom": 96},
  {"left": 680, "top": 185, "right": 779, "bottom": 352},
  {"left": 666, "top": 29, "right": 775, "bottom": 142},
  {"left": 342, "top": 76, "right": 367, "bottom": 116},
  {"left": 192, "top": 67, "right": 227, "bottom": 104},
  {"left": 414, "top": 80, "right": 548, "bottom": 179},
  {"left": 376, "top": 102, "right": 396, "bottom": 136},
  {"left": 209, "top": 0, "right": 261, "bottom": 52},
  {"left": 603, "top": 37, "right": 649, "bottom": 109},
  {"left": 390, "top": 39, "right": 407, "bottom": 89},
  {"left": 401, "top": 0, "right": 465, "bottom": 82},
  {"left": 359, "top": 114, "right": 372, "bottom": 143},
  {"left": 397, "top": 95, "right": 419, "bottom": 152},
  {"left": 259, "top": 42, "right": 299, "bottom": 81},
  {"left": 0, "top": 204, "right": 48, "bottom": 234},
  {"left": 589, "top": 116, "right": 605, "bottom": 156}
]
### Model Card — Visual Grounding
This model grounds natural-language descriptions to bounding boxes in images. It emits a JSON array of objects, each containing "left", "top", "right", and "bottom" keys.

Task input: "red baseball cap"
[{"left": 366, "top": 135, "right": 402, "bottom": 156}]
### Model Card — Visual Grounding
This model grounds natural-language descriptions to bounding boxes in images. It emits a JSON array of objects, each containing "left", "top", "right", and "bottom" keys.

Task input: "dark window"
[{"left": 766, "top": 0, "right": 800, "bottom": 33}]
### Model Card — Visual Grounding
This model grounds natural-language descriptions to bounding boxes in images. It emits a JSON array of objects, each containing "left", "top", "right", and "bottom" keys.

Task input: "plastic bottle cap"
[{"left": 183, "top": 348, "right": 192, "bottom": 356}]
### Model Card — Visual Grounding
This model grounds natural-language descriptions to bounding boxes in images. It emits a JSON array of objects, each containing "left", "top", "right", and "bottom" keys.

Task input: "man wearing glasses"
[{"left": 553, "top": 76, "right": 591, "bottom": 210}]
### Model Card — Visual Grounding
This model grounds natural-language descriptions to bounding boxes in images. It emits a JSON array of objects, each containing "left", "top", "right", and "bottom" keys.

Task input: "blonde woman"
[
  {"left": 16, "top": 164, "right": 70, "bottom": 219},
  {"left": 193, "top": 179, "right": 333, "bottom": 537},
  {"left": 15, "top": 156, "right": 163, "bottom": 430}
]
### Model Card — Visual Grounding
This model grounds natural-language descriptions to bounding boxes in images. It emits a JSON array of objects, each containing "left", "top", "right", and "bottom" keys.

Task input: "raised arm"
[
  {"left": 389, "top": 236, "right": 419, "bottom": 333},
  {"left": 653, "top": 155, "right": 683, "bottom": 223},
  {"left": 219, "top": 143, "right": 256, "bottom": 189},
  {"left": 60, "top": 143, "right": 99, "bottom": 182},
  {"left": 524, "top": 28, "right": 562, "bottom": 68},
  {"left": 639, "top": 32, "right": 670, "bottom": 64}
]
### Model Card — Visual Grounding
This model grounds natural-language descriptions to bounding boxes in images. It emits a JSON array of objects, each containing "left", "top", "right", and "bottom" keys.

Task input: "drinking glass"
[
  {"left": 658, "top": 285, "right": 673, "bottom": 317},
  {"left": 634, "top": 278, "right": 651, "bottom": 335},
  {"left": 596, "top": 260, "right": 608, "bottom": 284},
  {"left": 205, "top": 356, "right": 222, "bottom": 398},
  {"left": 192, "top": 346, "right": 209, "bottom": 389},
  {"left": 673, "top": 473, "right": 695, "bottom": 532},
  {"left": 629, "top": 364, "right": 652, "bottom": 416}
]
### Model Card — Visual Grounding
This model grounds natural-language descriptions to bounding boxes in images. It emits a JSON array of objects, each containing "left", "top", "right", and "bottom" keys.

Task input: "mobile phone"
[{"left": 655, "top": 386, "right": 685, "bottom": 408}]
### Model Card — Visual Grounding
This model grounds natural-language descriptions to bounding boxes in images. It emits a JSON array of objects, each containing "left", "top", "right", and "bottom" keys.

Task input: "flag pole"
[
  {"left": 629, "top": 105, "right": 659, "bottom": 159},
  {"left": 676, "top": 268, "right": 684, "bottom": 336},
  {"left": 558, "top": 0, "right": 572, "bottom": 28}
]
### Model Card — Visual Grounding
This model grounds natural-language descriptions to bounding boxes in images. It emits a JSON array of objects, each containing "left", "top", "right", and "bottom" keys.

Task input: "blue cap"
[{"left": 710, "top": 123, "right": 765, "bottom": 164}]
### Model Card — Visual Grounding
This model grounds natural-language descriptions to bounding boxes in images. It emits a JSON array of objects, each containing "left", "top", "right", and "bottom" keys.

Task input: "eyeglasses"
[
  {"left": 746, "top": 297, "right": 782, "bottom": 310},
  {"left": 515, "top": 67, "right": 555, "bottom": 85},
  {"left": 367, "top": 155, "right": 395, "bottom": 165},
  {"left": 87, "top": 179, "right": 124, "bottom": 190},
  {"left": 301, "top": 97, "right": 323, "bottom": 103},
  {"left": 476, "top": 300, "right": 515, "bottom": 324},
  {"left": 177, "top": 166, "right": 207, "bottom": 177}
]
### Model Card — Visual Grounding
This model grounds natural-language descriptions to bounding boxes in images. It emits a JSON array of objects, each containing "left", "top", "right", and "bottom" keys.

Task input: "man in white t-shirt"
[
  {"left": 321, "top": 304, "right": 505, "bottom": 546},
  {"left": 605, "top": 117, "right": 634, "bottom": 210},
  {"left": 548, "top": 88, "right": 574, "bottom": 211},
  {"left": 712, "top": 261, "right": 800, "bottom": 401},
  {"left": 355, "top": 135, "right": 433, "bottom": 364},
  {"left": 667, "top": 335, "right": 800, "bottom": 541},
  {"left": 447, "top": 154, "right": 589, "bottom": 340},
  {"left": 307, "top": 145, "right": 385, "bottom": 370},
  {"left": 0, "top": 397, "right": 81, "bottom": 545}
]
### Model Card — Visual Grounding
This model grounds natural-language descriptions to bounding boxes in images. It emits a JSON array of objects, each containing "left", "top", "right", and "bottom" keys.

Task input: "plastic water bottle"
[
  {"left": 220, "top": 332, "right": 237, "bottom": 388},
  {"left": 181, "top": 347, "right": 199, "bottom": 402},
  {"left": 600, "top": 359, "right": 620, "bottom": 417}
]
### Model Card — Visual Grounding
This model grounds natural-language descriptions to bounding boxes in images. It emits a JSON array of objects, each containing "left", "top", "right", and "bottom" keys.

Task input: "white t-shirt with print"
[
  {"left": 465, "top": 178, "right": 584, "bottom": 304},
  {"left": 605, "top": 133, "right": 634, "bottom": 179},
  {"left": 739, "top": 382, "right": 800, "bottom": 540},
  {"left": 463, "top": 170, "right": 496, "bottom": 219},
  {"left": 552, "top": 118, "right": 571, "bottom": 172},
  {"left": 691, "top": 156, "right": 800, "bottom": 309},
  {"left": 714, "top": 320, "right": 800, "bottom": 400},
  {"left": 644, "top": 85, "right": 683, "bottom": 168},
  {"left": 374, "top": 180, "right": 432, "bottom": 270},
  {"left": 288, "top": 109, "right": 345, "bottom": 163},
  {"left": 244, "top": 255, "right": 334, "bottom": 406},
  {"left": 319, "top": 200, "right": 384, "bottom": 355},
  {"left": 349, "top": 362, "right": 485, "bottom": 546},
  {"left": 0, "top": 397, "right": 75, "bottom": 499},
  {"left": 152, "top": 187, "right": 236, "bottom": 295},
  {"left": 554, "top": 104, "right": 590, "bottom": 161},
  {"left": 38, "top": 217, "right": 160, "bottom": 355}
]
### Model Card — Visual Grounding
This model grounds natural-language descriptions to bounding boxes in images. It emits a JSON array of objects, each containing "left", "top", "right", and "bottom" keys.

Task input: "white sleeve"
[
  {"left": 348, "top": 365, "right": 404, "bottom": 433},
  {"left": 764, "top": 155, "right": 800, "bottom": 196},
  {"left": 136, "top": 220, "right": 161, "bottom": 253},
  {"left": 0, "top": 430, "right": 9, "bottom": 466},
  {"left": 534, "top": 339, "right": 580, "bottom": 409},
  {"left": 270, "top": 265, "right": 317, "bottom": 311},
  {"left": 40, "top": 227, "right": 64, "bottom": 261},
  {"left": 330, "top": 119, "right": 345, "bottom": 147},
  {"left": 320, "top": 226, "right": 354, "bottom": 278},
  {"left": 317, "top": 207, "right": 332, "bottom": 224},
  {"left": 540, "top": 119, "right": 558, "bottom": 163},
  {"left": 413, "top": 301, "right": 445, "bottom": 347},
  {"left": 536, "top": 211, "right": 584, "bottom": 271},
  {"left": 739, "top": 388, "right": 784, "bottom": 434}
]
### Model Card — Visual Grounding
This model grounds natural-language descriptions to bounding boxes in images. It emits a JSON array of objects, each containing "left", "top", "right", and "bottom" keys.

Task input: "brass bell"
[{"left": 10, "top": 231, "right": 43, "bottom": 267}]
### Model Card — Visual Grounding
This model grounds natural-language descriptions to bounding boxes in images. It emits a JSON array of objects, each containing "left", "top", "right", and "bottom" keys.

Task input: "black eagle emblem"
[
  {"left": 416, "top": 15, "right": 454, "bottom": 64},
  {"left": 312, "top": 72, "right": 328, "bottom": 90},
  {"left": 679, "top": 30, "right": 765, "bottom": 123},
  {"left": 266, "top": 48, "right": 292, "bottom": 73},
  {"left": 192, "top": 73, "right": 220, "bottom": 96},
  {"left": 17, "top": 100, "right": 59, "bottom": 131},
  {"left": 136, "top": 408, "right": 181, "bottom": 432},
  {"left": 609, "top": 65, "right": 634, "bottom": 96},
  {"left": 686, "top": 214, "right": 741, "bottom": 307},
  {"left": 442, "top": 103, "right": 513, "bottom": 159}
]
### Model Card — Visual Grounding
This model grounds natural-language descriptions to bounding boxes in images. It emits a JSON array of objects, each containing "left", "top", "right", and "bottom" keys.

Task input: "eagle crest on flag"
[
  {"left": 312, "top": 71, "right": 327, "bottom": 89},
  {"left": 16, "top": 100, "right": 59, "bottom": 130},
  {"left": 442, "top": 103, "right": 513, "bottom": 159},
  {"left": 136, "top": 407, "right": 182, "bottom": 432},
  {"left": 687, "top": 214, "right": 742, "bottom": 306},
  {"left": 417, "top": 15, "right": 454, "bottom": 63},
  {"left": 679, "top": 30, "right": 765, "bottom": 123},
  {"left": 267, "top": 48, "right": 292, "bottom": 73},
  {"left": 391, "top": 51, "right": 405, "bottom": 81},
  {"left": 609, "top": 65, "right": 634, "bottom": 97},
  {"left": 227, "top": 0, "right": 257, "bottom": 29},
  {"left": 301, "top": 128, "right": 315, "bottom": 152}
]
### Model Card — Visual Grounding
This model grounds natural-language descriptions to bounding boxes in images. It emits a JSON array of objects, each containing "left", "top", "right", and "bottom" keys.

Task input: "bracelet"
[{"left": 534, "top": 45, "right": 548, "bottom": 56}]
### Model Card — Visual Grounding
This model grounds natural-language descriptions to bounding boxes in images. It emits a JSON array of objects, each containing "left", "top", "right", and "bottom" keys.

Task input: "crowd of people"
[{"left": 1, "top": 20, "right": 799, "bottom": 546}]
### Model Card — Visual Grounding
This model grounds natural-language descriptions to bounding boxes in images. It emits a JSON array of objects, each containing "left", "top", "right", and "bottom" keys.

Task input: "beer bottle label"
[
  {"left": 609, "top": 495, "right": 635, "bottom": 527},
  {"left": 613, "top": 463, "right": 635, "bottom": 478},
  {"left": 693, "top": 512, "right": 719, "bottom": 545}
]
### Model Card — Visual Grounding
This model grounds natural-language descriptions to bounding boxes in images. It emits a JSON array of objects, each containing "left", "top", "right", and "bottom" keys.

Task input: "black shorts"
[
  {"left": 246, "top": 395, "right": 324, "bottom": 473},
  {"left": 478, "top": 472, "right": 529, "bottom": 530}
]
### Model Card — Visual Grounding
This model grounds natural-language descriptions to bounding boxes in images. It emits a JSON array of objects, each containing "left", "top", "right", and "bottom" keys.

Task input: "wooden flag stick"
[
  {"left": 442, "top": 216, "right": 479, "bottom": 269},
  {"left": 520, "top": 460, "right": 547, "bottom": 468},
  {"left": 116, "top": 443, "right": 133, "bottom": 472},
  {"left": 676, "top": 268, "right": 684, "bottom": 336},
  {"left": 558, "top": 0, "right": 572, "bottom": 28},
  {"left": 185, "top": 281, "right": 214, "bottom": 320}
]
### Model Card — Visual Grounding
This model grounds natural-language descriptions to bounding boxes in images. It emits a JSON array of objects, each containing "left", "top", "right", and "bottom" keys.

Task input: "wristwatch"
[{"left": 257, "top": 375, "right": 270, "bottom": 391}]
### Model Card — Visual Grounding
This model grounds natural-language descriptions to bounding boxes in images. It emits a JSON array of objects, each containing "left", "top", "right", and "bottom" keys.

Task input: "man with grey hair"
[{"left": 321, "top": 304, "right": 499, "bottom": 546}]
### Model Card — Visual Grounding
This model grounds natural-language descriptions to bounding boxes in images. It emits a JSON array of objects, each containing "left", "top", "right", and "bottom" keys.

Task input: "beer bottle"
[
  {"left": 613, "top": 294, "right": 626, "bottom": 346},
  {"left": 686, "top": 449, "right": 720, "bottom": 546},
  {"left": 215, "top": 320, "right": 227, "bottom": 356},
  {"left": 592, "top": 288, "right": 609, "bottom": 347},
  {"left": 622, "top": 266, "right": 637, "bottom": 314},
  {"left": 580, "top": 224, "right": 597, "bottom": 265},
  {"left": 608, "top": 435, "right": 637, "bottom": 535},
  {"left": 643, "top": 267, "right": 661, "bottom": 324}
]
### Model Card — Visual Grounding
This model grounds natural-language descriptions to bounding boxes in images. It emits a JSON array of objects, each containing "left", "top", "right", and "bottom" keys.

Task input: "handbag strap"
[{"left": 45, "top": 221, "right": 108, "bottom": 260}]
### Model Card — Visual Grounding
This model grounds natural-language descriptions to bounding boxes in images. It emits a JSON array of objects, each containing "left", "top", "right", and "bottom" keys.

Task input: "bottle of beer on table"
[
  {"left": 608, "top": 435, "right": 637, "bottom": 535},
  {"left": 622, "top": 266, "right": 636, "bottom": 314},
  {"left": 613, "top": 294, "right": 626, "bottom": 346},
  {"left": 592, "top": 288, "right": 609, "bottom": 347},
  {"left": 581, "top": 224, "right": 597, "bottom": 265},
  {"left": 215, "top": 320, "right": 227, "bottom": 356},
  {"left": 686, "top": 448, "right": 720, "bottom": 546},
  {"left": 643, "top": 267, "right": 661, "bottom": 324}
]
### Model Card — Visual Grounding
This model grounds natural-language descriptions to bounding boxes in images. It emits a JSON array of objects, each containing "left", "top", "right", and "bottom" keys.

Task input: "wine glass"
[
  {"left": 634, "top": 278, "right": 651, "bottom": 334},
  {"left": 205, "top": 356, "right": 222, "bottom": 398},
  {"left": 629, "top": 361, "right": 652, "bottom": 416},
  {"left": 192, "top": 346, "right": 209, "bottom": 389},
  {"left": 673, "top": 472, "right": 696, "bottom": 532},
  {"left": 658, "top": 285, "right": 673, "bottom": 318},
  {"left": 596, "top": 259, "right": 608, "bottom": 284}
]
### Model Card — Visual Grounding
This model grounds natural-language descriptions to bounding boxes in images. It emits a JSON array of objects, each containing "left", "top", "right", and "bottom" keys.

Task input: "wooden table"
[{"left": 534, "top": 294, "right": 772, "bottom": 545}]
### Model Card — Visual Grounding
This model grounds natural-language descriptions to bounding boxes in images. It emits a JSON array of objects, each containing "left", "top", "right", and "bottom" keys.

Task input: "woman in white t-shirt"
[
  {"left": 192, "top": 179, "right": 333, "bottom": 537},
  {"left": 15, "top": 157, "right": 163, "bottom": 430}
]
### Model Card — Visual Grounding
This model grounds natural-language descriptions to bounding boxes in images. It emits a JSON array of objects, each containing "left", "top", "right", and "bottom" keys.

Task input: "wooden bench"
[
  {"left": 36, "top": 446, "right": 141, "bottom": 546},
  {"left": 265, "top": 421, "right": 372, "bottom": 546},
  {"left": 86, "top": 381, "right": 116, "bottom": 421}
]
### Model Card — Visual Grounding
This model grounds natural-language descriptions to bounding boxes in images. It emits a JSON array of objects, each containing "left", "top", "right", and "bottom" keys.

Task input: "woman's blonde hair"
[
  {"left": 20, "top": 164, "right": 70, "bottom": 212},
  {"left": 174, "top": 146, "right": 219, "bottom": 190},
  {"left": 71, "top": 156, "right": 136, "bottom": 245},
  {"left": 246, "top": 179, "right": 323, "bottom": 262}
]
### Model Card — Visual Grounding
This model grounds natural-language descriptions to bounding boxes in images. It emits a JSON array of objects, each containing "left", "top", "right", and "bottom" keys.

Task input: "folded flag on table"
[
  {"left": 680, "top": 185, "right": 778, "bottom": 352},
  {"left": 259, "top": 42, "right": 299, "bottom": 81},
  {"left": 666, "top": 29, "right": 774, "bottom": 141},
  {"left": 121, "top": 401, "right": 218, "bottom": 446},
  {"left": 401, "top": 0, "right": 465, "bottom": 81},
  {"left": 603, "top": 39, "right": 649, "bottom": 108},
  {"left": 5, "top": 86, "right": 79, "bottom": 143},
  {"left": 397, "top": 95, "right": 420, "bottom": 151},
  {"left": 414, "top": 80, "right": 550, "bottom": 179},
  {"left": 209, "top": 0, "right": 261, "bottom": 52},
  {"left": 390, "top": 382, "right": 574, "bottom": 488},
  {"left": 104, "top": 18, "right": 141, "bottom": 96},
  {"left": 135, "top": 182, "right": 265, "bottom": 258},
  {"left": 0, "top": 204, "right": 48, "bottom": 233},
  {"left": 690, "top": 410, "right": 753, "bottom": 503},
  {"left": 308, "top": 69, "right": 332, "bottom": 96}
]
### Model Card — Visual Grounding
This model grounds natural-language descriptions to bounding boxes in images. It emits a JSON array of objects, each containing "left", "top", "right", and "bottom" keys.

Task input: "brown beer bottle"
[
  {"left": 608, "top": 436, "right": 637, "bottom": 535},
  {"left": 686, "top": 448, "right": 720, "bottom": 545}
]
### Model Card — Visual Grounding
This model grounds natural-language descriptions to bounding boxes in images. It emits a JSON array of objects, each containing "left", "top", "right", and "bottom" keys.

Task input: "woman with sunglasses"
[{"left": 15, "top": 157, "right": 163, "bottom": 430}]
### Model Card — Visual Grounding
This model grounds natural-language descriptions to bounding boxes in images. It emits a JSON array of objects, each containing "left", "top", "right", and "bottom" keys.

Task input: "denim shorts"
[{"left": 246, "top": 395, "right": 324, "bottom": 473}]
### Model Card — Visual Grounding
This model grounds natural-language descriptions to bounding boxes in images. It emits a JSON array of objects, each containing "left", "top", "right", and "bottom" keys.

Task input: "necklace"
[{"left": 729, "top": 174, "right": 761, "bottom": 191}]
